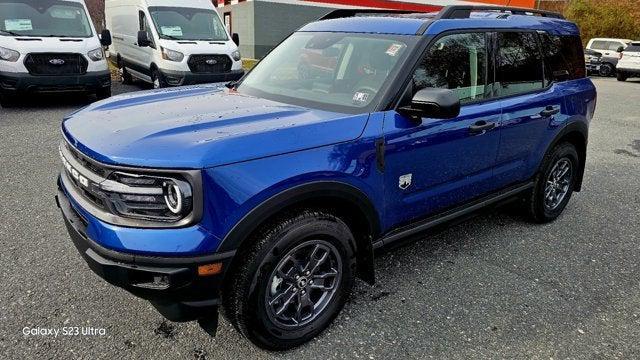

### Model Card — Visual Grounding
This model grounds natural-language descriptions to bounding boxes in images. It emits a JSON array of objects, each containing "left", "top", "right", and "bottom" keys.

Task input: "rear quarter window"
[
  {"left": 624, "top": 44, "right": 640, "bottom": 52},
  {"left": 541, "top": 34, "right": 586, "bottom": 82}
]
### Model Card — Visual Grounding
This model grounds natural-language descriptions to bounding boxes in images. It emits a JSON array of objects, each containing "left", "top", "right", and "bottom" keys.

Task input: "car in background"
[
  {"left": 0, "top": 0, "right": 112, "bottom": 108},
  {"left": 586, "top": 38, "right": 632, "bottom": 77},
  {"left": 105, "top": 0, "right": 244, "bottom": 89},
  {"left": 584, "top": 48, "right": 602, "bottom": 75},
  {"left": 616, "top": 41, "right": 640, "bottom": 81}
]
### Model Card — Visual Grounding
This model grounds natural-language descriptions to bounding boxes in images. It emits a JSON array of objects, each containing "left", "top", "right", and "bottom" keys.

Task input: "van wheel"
[
  {"left": 0, "top": 94, "right": 16, "bottom": 108},
  {"left": 96, "top": 87, "right": 112, "bottom": 100},
  {"left": 222, "top": 209, "right": 355, "bottom": 350},
  {"left": 120, "top": 67, "right": 133, "bottom": 85},
  {"left": 526, "top": 143, "right": 579, "bottom": 223},
  {"left": 617, "top": 72, "right": 628, "bottom": 81},
  {"left": 599, "top": 63, "right": 614, "bottom": 77},
  {"left": 151, "top": 69, "right": 166, "bottom": 89}
]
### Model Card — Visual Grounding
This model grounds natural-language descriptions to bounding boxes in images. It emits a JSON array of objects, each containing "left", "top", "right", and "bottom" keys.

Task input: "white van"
[
  {"left": 105, "top": 0, "right": 243, "bottom": 89},
  {"left": 0, "top": 0, "right": 112, "bottom": 107}
]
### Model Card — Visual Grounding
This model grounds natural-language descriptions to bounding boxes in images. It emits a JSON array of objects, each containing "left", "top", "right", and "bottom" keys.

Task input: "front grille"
[
  {"left": 24, "top": 53, "right": 88, "bottom": 76},
  {"left": 187, "top": 54, "right": 232, "bottom": 74},
  {"left": 65, "top": 142, "right": 108, "bottom": 178}
]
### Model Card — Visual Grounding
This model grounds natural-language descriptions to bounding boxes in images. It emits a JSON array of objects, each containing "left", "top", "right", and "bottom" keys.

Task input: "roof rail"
[
  {"left": 319, "top": 9, "right": 419, "bottom": 21},
  {"left": 436, "top": 5, "right": 565, "bottom": 20}
]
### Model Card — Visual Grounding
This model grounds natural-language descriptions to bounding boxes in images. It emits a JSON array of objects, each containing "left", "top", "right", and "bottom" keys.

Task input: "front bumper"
[
  {"left": 160, "top": 69, "right": 244, "bottom": 86},
  {"left": 56, "top": 179, "right": 235, "bottom": 321},
  {"left": 0, "top": 70, "right": 111, "bottom": 94}
]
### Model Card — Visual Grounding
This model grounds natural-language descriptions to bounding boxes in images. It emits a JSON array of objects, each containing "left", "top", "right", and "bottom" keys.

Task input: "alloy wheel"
[
  {"left": 544, "top": 158, "right": 573, "bottom": 211},
  {"left": 265, "top": 240, "right": 342, "bottom": 328}
]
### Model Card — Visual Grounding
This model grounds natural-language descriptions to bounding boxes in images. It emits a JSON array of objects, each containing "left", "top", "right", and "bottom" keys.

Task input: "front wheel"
[
  {"left": 151, "top": 69, "right": 166, "bottom": 89},
  {"left": 525, "top": 143, "right": 579, "bottom": 223},
  {"left": 222, "top": 209, "right": 355, "bottom": 350},
  {"left": 617, "top": 72, "right": 628, "bottom": 81},
  {"left": 599, "top": 63, "right": 614, "bottom": 77},
  {"left": 96, "top": 87, "right": 112, "bottom": 100},
  {"left": 0, "top": 93, "right": 16, "bottom": 108}
]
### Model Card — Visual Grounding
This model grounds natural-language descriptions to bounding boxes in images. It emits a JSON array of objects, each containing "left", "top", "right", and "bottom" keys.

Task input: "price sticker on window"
[
  {"left": 5, "top": 19, "right": 32, "bottom": 31},
  {"left": 161, "top": 26, "right": 183, "bottom": 36}
]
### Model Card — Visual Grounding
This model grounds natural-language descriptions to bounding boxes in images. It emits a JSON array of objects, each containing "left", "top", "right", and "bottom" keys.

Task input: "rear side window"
[
  {"left": 590, "top": 40, "right": 608, "bottom": 50},
  {"left": 624, "top": 44, "right": 640, "bottom": 52},
  {"left": 541, "top": 34, "right": 586, "bottom": 83},
  {"left": 496, "top": 32, "right": 544, "bottom": 97}
]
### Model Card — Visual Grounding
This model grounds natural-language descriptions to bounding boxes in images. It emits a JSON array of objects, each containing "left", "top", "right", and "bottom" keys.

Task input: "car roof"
[{"left": 300, "top": 10, "right": 579, "bottom": 36}]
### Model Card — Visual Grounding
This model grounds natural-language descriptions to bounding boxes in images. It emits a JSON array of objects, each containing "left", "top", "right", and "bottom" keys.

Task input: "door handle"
[
  {"left": 469, "top": 120, "right": 496, "bottom": 134},
  {"left": 539, "top": 106, "right": 560, "bottom": 117}
]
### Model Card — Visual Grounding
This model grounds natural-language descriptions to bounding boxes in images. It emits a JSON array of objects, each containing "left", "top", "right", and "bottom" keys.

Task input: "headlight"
[
  {"left": 231, "top": 50, "right": 241, "bottom": 62},
  {"left": 87, "top": 47, "right": 105, "bottom": 61},
  {"left": 161, "top": 47, "right": 184, "bottom": 62},
  {"left": 0, "top": 46, "right": 20, "bottom": 62},
  {"left": 103, "top": 172, "right": 193, "bottom": 222}
]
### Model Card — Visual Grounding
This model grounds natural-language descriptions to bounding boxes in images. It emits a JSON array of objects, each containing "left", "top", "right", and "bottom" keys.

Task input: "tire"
[
  {"left": 526, "top": 143, "right": 579, "bottom": 223},
  {"left": 0, "top": 93, "right": 16, "bottom": 108},
  {"left": 617, "top": 72, "right": 628, "bottom": 82},
  {"left": 222, "top": 209, "right": 355, "bottom": 350},
  {"left": 599, "top": 63, "right": 614, "bottom": 77},
  {"left": 120, "top": 66, "right": 133, "bottom": 85},
  {"left": 151, "top": 69, "right": 166, "bottom": 89},
  {"left": 96, "top": 87, "right": 112, "bottom": 100}
]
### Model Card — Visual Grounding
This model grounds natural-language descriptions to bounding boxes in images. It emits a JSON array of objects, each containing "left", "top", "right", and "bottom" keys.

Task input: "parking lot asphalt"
[{"left": 1, "top": 78, "right": 639, "bottom": 359}]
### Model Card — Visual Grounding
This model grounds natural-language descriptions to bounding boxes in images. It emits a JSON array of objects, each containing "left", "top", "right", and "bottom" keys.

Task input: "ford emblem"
[
  {"left": 206, "top": 59, "right": 218, "bottom": 65},
  {"left": 49, "top": 59, "right": 65, "bottom": 65}
]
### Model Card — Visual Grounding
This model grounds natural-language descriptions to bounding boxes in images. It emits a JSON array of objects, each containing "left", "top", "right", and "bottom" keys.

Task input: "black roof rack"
[{"left": 436, "top": 5, "right": 565, "bottom": 20}]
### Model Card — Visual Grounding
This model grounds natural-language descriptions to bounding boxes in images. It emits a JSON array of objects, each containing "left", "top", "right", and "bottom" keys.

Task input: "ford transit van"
[{"left": 105, "top": 0, "right": 244, "bottom": 89}]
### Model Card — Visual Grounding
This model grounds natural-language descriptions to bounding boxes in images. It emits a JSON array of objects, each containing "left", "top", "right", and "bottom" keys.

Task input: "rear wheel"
[
  {"left": 222, "top": 209, "right": 355, "bottom": 350},
  {"left": 525, "top": 143, "right": 579, "bottom": 223},
  {"left": 120, "top": 66, "right": 133, "bottom": 85},
  {"left": 617, "top": 72, "right": 628, "bottom": 81}
]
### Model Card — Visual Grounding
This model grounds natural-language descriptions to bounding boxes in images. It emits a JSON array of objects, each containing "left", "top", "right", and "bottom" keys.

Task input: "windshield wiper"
[
  {"left": 162, "top": 35, "right": 182, "bottom": 40},
  {"left": 0, "top": 29, "right": 21, "bottom": 36}
]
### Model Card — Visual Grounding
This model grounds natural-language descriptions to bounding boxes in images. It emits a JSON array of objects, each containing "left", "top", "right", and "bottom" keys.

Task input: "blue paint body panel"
[{"left": 58, "top": 14, "right": 597, "bottom": 258}]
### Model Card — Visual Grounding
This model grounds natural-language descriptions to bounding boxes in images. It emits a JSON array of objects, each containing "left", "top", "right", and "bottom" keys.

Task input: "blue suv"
[{"left": 56, "top": 6, "right": 597, "bottom": 350}]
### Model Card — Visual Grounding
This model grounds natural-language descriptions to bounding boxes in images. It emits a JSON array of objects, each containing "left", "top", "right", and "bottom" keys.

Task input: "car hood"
[{"left": 62, "top": 85, "right": 370, "bottom": 169}]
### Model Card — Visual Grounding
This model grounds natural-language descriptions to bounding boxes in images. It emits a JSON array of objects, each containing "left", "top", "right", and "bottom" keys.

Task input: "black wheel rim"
[
  {"left": 265, "top": 239, "right": 342, "bottom": 328},
  {"left": 544, "top": 158, "right": 573, "bottom": 211}
]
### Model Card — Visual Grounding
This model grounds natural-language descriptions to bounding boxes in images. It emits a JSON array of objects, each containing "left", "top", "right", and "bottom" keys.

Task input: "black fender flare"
[
  {"left": 541, "top": 121, "right": 589, "bottom": 191},
  {"left": 217, "top": 181, "right": 381, "bottom": 284}
]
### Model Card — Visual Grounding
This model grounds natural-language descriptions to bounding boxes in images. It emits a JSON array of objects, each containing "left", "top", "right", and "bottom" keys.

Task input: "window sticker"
[
  {"left": 161, "top": 26, "right": 183, "bottom": 37},
  {"left": 386, "top": 43, "right": 404, "bottom": 57},
  {"left": 353, "top": 92, "right": 370, "bottom": 104},
  {"left": 5, "top": 19, "right": 33, "bottom": 31}
]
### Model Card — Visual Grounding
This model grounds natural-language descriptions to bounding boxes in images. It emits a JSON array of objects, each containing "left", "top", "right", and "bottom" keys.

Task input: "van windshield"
[
  {"left": 0, "top": 0, "right": 92, "bottom": 38},
  {"left": 149, "top": 7, "right": 228, "bottom": 41},
  {"left": 237, "top": 32, "right": 418, "bottom": 114}
]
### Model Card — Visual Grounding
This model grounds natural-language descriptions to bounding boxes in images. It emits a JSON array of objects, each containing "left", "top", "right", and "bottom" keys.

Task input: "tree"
[
  {"left": 564, "top": 0, "right": 640, "bottom": 43},
  {"left": 85, "top": 0, "right": 105, "bottom": 31}
]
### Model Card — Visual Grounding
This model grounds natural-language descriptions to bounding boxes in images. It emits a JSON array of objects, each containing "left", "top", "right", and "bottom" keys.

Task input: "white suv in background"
[
  {"left": 617, "top": 42, "right": 640, "bottom": 82},
  {"left": 586, "top": 38, "right": 632, "bottom": 76}
]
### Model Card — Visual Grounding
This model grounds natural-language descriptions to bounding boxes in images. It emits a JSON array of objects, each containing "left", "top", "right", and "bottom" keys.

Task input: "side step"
[{"left": 374, "top": 182, "right": 534, "bottom": 249}]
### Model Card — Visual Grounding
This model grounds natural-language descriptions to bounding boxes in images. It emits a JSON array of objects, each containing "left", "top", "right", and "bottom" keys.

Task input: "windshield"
[
  {"left": 0, "top": 0, "right": 92, "bottom": 38},
  {"left": 149, "top": 7, "right": 227, "bottom": 41},
  {"left": 238, "top": 32, "right": 417, "bottom": 114}
]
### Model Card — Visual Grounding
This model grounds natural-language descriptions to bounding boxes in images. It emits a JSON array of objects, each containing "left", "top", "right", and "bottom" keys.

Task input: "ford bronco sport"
[{"left": 56, "top": 6, "right": 597, "bottom": 350}]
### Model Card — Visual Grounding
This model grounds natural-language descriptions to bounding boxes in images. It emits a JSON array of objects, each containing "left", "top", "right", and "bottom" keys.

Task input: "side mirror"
[
  {"left": 399, "top": 88, "right": 460, "bottom": 121},
  {"left": 137, "top": 30, "right": 151, "bottom": 47},
  {"left": 232, "top": 33, "right": 240, "bottom": 46},
  {"left": 616, "top": 46, "right": 625, "bottom": 53},
  {"left": 100, "top": 29, "right": 112, "bottom": 47}
]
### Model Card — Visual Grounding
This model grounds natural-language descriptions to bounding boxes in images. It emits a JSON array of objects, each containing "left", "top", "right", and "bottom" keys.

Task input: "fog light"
[{"left": 198, "top": 263, "right": 223, "bottom": 276}]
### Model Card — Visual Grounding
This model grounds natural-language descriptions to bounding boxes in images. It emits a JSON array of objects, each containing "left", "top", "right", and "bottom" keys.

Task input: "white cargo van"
[
  {"left": 0, "top": 0, "right": 112, "bottom": 107},
  {"left": 105, "top": 0, "right": 243, "bottom": 89}
]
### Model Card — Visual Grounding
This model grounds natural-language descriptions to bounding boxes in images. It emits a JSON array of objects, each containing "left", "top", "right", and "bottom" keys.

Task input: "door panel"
[{"left": 383, "top": 102, "right": 502, "bottom": 227}]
